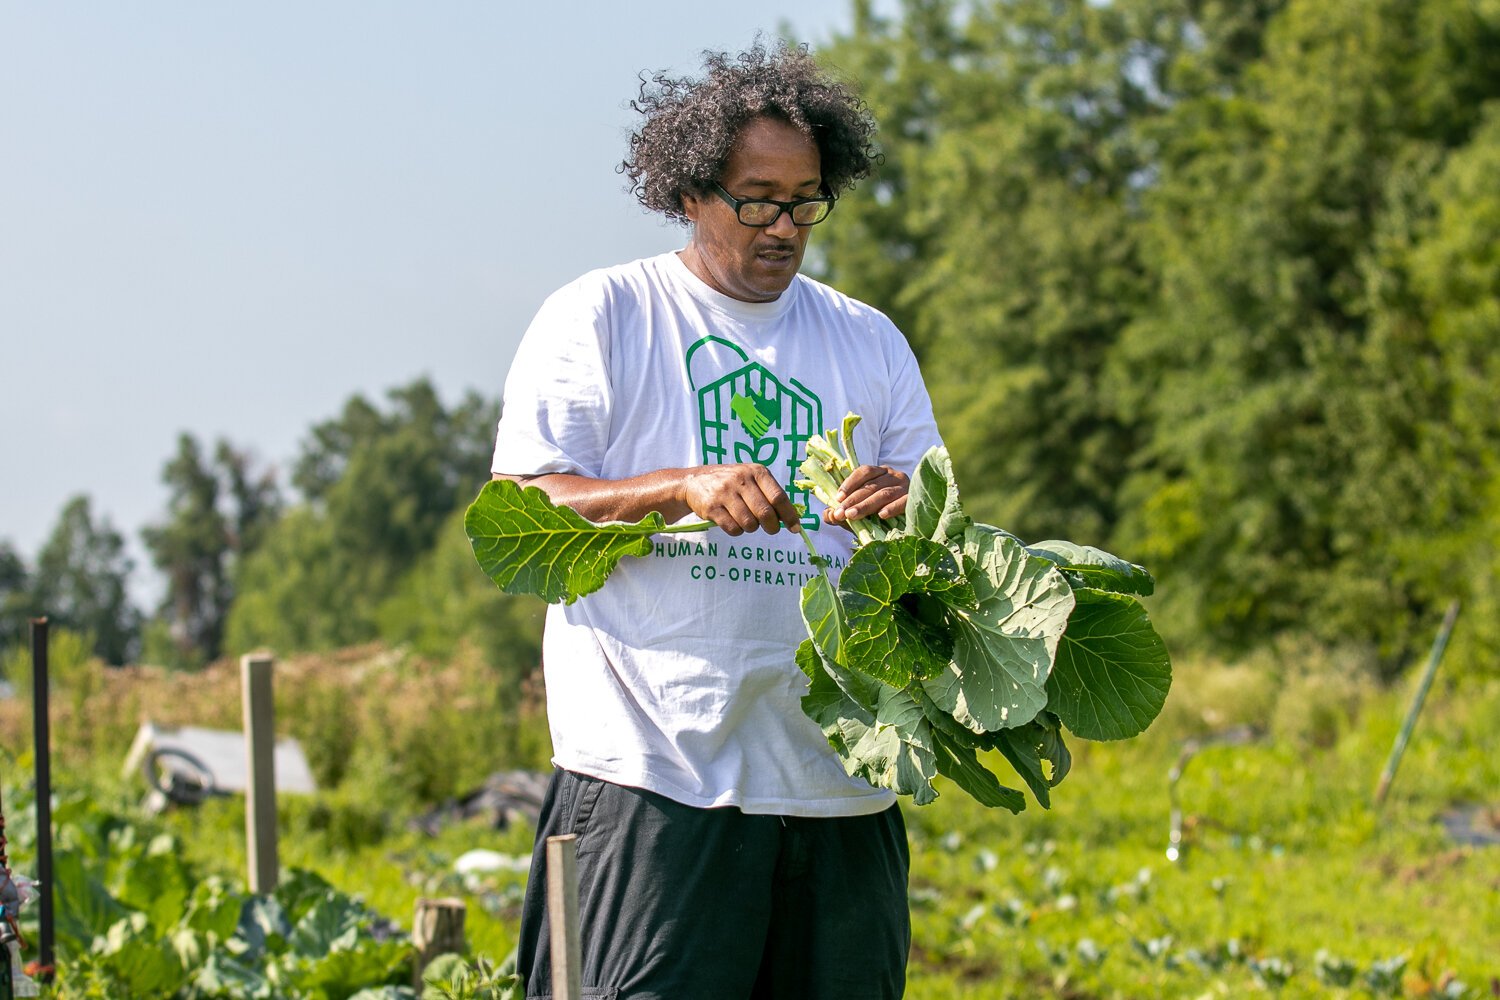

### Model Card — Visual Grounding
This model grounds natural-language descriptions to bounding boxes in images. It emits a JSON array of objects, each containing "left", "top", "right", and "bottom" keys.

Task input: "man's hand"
[
  {"left": 680, "top": 463, "right": 803, "bottom": 536},
  {"left": 825, "top": 465, "right": 910, "bottom": 526}
]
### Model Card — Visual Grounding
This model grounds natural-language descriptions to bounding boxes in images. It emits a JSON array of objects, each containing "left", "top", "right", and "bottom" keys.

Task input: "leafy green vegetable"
[
  {"left": 465, "top": 479, "right": 704, "bottom": 604},
  {"left": 464, "top": 411, "right": 1172, "bottom": 811},
  {"left": 922, "top": 525, "right": 1074, "bottom": 733},
  {"left": 789, "top": 422, "right": 1170, "bottom": 807},
  {"left": 838, "top": 537, "right": 972, "bottom": 687},
  {"left": 1025, "top": 539, "right": 1156, "bottom": 597},
  {"left": 903, "top": 445, "right": 970, "bottom": 546},
  {"left": 1046, "top": 588, "right": 1172, "bottom": 740}
]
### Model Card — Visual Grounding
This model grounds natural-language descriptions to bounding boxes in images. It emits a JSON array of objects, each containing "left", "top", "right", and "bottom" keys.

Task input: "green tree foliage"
[
  {"left": 376, "top": 506, "right": 545, "bottom": 699},
  {"left": 0, "top": 541, "right": 32, "bottom": 655},
  {"left": 29, "top": 495, "right": 141, "bottom": 665},
  {"left": 142, "top": 434, "right": 281, "bottom": 666},
  {"left": 226, "top": 378, "right": 500, "bottom": 655},
  {"left": 1112, "top": 0, "right": 1500, "bottom": 669},
  {"left": 819, "top": 0, "right": 1274, "bottom": 545},
  {"left": 819, "top": 0, "right": 1499, "bottom": 674}
]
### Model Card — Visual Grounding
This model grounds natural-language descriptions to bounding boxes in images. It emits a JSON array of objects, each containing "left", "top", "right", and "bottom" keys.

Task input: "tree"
[
  {"left": 30, "top": 496, "right": 141, "bottom": 664},
  {"left": 816, "top": 0, "right": 1500, "bottom": 673},
  {"left": 1111, "top": 0, "right": 1500, "bottom": 669},
  {"left": 374, "top": 506, "right": 545, "bottom": 696},
  {"left": 142, "top": 434, "right": 280, "bottom": 665},
  {"left": 226, "top": 378, "right": 499, "bottom": 654},
  {"left": 0, "top": 541, "right": 34, "bottom": 655},
  {"left": 817, "top": 0, "right": 1279, "bottom": 544}
]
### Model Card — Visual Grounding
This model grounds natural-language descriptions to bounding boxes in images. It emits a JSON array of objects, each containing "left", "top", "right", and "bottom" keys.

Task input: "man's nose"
[{"left": 765, "top": 210, "right": 800, "bottom": 239}]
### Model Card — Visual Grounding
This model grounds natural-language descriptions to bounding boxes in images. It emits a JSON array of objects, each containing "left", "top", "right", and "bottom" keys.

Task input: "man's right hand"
[{"left": 679, "top": 463, "right": 802, "bottom": 536}]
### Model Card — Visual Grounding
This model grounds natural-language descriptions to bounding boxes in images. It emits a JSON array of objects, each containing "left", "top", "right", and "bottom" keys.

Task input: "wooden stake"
[
  {"left": 412, "top": 897, "right": 466, "bottom": 987},
  {"left": 546, "top": 834, "right": 582, "bottom": 1000},
  {"left": 241, "top": 653, "right": 279, "bottom": 892}
]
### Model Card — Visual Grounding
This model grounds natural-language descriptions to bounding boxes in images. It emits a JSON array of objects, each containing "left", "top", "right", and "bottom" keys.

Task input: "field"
[{"left": 1, "top": 639, "right": 1496, "bottom": 998}]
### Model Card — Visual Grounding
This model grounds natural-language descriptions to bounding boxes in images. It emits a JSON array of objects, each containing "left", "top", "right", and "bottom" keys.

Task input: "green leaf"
[
  {"left": 801, "top": 644, "right": 940, "bottom": 803},
  {"left": 912, "top": 684, "right": 1028, "bottom": 812},
  {"left": 51, "top": 849, "right": 132, "bottom": 955},
  {"left": 465, "top": 479, "right": 673, "bottom": 605},
  {"left": 239, "top": 895, "right": 291, "bottom": 950},
  {"left": 833, "top": 684, "right": 940, "bottom": 804},
  {"left": 288, "top": 893, "right": 367, "bottom": 955},
  {"left": 903, "top": 446, "right": 971, "bottom": 545},
  {"left": 280, "top": 940, "right": 412, "bottom": 996},
  {"left": 798, "top": 640, "right": 875, "bottom": 733},
  {"left": 1048, "top": 589, "right": 1172, "bottom": 740},
  {"left": 181, "top": 877, "right": 249, "bottom": 943},
  {"left": 985, "top": 712, "right": 1071, "bottom": 808},
  {"left": 839, "top": 537, "right": 973, "bottom": 687},
  {"left": 930, "top": 729, "right": 1026, "bottom": 813},
  {"left": 1025, "top": 539, "right": 1155, "bottom": 597},
  {"left": 273, "top": 867, "right": 339, "bottom": 924},
  {"left": 95, "top": 912, "right": 193, "bottom": 997},
  {"left": 110, "top": 832, "right": 193, "bottom": 936},
  {"left": 190, "top": 952, "right": 271, "bottom": 997},
  {"left": 800, "top": 573, "right": 847, "bottom": 668},
  {"left": 923, "top": 526, "right": 1074, "bottom": 732}
]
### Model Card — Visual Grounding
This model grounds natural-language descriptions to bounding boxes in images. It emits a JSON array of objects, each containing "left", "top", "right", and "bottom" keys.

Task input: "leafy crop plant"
[{"left": 466, "top": 413, "right": 1170, "bottom": 809}]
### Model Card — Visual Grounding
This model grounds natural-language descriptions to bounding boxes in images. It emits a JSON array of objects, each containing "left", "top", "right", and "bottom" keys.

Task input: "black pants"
[{"left": 517, "top": 768, "right": 911, "bottom": 999}]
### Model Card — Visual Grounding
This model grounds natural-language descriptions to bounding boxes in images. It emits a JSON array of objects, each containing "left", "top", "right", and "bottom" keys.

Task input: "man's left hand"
[{"left": 825, "top": 465, "right": 910, "bottom": 525}]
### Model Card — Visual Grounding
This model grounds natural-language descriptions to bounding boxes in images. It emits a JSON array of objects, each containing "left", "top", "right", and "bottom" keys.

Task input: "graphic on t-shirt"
[{"left": 685, "top": 335, "right": 824, "bottom": 530}]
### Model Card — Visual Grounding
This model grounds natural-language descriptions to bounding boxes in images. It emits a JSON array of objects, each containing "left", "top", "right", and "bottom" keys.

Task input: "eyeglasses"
[{"left": 711, "top": 183, "right": 836, "bottom": 227}]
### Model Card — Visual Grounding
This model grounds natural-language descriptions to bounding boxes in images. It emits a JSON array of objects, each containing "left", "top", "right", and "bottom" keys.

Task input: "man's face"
[{"left": 681, "top": 117, "right": 823, "bottom": 303}]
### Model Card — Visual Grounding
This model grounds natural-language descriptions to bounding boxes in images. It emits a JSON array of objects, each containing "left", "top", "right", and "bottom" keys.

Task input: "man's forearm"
[
  {"left": 493, "top": 470, "right": 694, "bottom": 524},
  {"left": 493, "top": 463, "right": 805, "bottom": 536}
]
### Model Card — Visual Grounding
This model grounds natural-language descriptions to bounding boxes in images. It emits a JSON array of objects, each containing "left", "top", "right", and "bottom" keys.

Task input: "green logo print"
[{"left": 685, "top": 335, "right": 824, "bottom": 530}]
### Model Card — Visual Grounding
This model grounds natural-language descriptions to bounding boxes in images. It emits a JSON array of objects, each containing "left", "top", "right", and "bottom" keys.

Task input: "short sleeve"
[
  {"left": 875, "top": 322, "right": 942, "bottom": 477},
  {"left": 492, "top": 278, "right": 614, "bottom": 477}
]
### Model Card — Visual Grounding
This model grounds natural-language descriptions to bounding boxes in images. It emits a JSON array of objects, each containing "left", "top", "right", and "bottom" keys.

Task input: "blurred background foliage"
[
  {"left": 814, "top": 0, "right": 1500, "bottom": 678},
  {"left": 3, "top": 0, "right": 1497, "bottom": 693}
]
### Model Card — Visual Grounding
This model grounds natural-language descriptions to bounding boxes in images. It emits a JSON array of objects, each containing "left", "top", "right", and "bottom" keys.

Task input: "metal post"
[
  {"left": 546, "top": 834, "right": 582, "bottom": 1000},
  {"left": 29, "top": 618, "right": 55, "bottom": 981},
  {"left": 1374, "top": 600, "right": 1461, "bottom": 809},
  {"left": 241, "top": 653, "right": 279, "bottom": 892}
]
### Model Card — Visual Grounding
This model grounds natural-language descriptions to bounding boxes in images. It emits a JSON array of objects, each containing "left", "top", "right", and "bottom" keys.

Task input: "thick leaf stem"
[
  {"left": 798, "top": 522, "right": 828, "bottom": 576},
  {"left": 800, "top": 434, "right": 889, "bottom": 546},
  {"left": 655, "top": 521, "right": 715, "bottom": 534}
]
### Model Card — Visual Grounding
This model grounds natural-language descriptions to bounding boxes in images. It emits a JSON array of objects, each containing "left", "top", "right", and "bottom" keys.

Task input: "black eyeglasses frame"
[{"left": 710, "top": 183, "right": 836, "bottom": 228}]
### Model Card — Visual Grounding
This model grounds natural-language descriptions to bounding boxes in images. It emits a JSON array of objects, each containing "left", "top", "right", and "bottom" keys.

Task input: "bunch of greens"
[
  {"left": 790, "top": 415, "right": 1169, "bottom": 809},
  {"left": 465, "top": 414, "right": 1170, "bottom": 809}
]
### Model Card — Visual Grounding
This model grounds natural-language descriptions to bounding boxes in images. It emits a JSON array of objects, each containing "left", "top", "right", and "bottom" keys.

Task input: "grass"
[{"left": 2, "top": 639, "right": 1497, "bottom": 998}]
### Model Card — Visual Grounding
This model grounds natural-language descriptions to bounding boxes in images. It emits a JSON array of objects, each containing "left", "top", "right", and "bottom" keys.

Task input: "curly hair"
[{"left": 621, "top": 40, "right": 880, "bottom": 224}]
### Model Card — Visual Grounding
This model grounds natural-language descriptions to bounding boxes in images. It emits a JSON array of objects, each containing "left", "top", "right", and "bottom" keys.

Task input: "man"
[{"left": 493, "top": 41, "right": 940, "bottom": 999}]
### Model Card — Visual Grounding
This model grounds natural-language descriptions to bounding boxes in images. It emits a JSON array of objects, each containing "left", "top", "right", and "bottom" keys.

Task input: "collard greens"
[
  {"left": 792, "top": 425, "right": 1171, "bottom": 809},
  {"left": 465, "top": 414, "right": 1172, "bottom": 810}
]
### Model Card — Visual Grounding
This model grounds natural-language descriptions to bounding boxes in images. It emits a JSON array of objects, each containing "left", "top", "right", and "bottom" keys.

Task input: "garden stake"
[
  {"left": 546, "top": 834, "right": 582, "bottom": 1000},
  {"left": 28, "top": 619, "right": 54, "bottom": 983},
  {"left": 1374, "top": 600, "right": 1461, "bottom": 810}
]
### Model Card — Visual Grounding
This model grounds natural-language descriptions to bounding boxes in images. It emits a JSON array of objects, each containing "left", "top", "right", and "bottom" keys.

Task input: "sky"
[{"left": 1, "top": 2, "right": 872, "bottom": 601}]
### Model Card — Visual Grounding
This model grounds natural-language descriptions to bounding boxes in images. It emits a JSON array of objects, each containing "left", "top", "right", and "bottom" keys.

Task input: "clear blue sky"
[{"left": 1, "top": 2, "right": 871, "bottom": 600}]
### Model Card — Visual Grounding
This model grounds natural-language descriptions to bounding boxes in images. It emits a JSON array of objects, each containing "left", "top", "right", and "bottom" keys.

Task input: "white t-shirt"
[{"left": 493, "top": 250, "right": 941, "bottom": 817}]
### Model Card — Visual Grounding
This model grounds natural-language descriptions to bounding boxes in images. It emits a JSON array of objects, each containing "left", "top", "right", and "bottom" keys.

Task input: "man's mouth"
[{"left": 756, "top": 244, "right": 797, "bottom": 263}]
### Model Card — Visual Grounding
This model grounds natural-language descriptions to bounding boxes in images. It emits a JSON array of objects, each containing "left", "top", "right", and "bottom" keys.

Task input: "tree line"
[
  {"left": 815, "top": 0, "right": 1499, "bottom": 676},
  {"left": 2, "top": 379, "right": 542, "bottom": 690},
  {"left": 5, "top": 0, "right": 1496, "bottom": 682}
]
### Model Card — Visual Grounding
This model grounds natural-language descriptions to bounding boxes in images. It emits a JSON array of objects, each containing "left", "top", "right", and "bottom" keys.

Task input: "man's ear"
[{"left": 681, "top": 189, "right": 702, "bottom": 224}]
